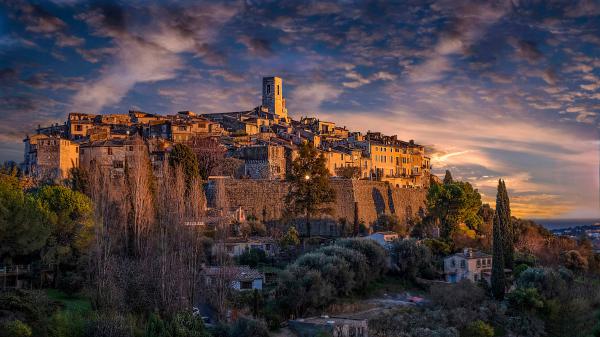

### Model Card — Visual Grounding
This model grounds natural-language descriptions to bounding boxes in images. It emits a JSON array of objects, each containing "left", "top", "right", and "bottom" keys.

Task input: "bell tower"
[{"left": 262, "top": 76, "right": 287, "bottom": 119}]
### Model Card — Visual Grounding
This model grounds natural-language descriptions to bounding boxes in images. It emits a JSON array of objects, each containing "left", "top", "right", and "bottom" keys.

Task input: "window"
[
  {"left": 240, "top": 281, "right": 252, "bottom": 290},
  {"left": 75, "top": 125, "right": 82, "bottom": 131},
  {"left": 80, "top": 149, "right": 85, "bottom": 155},
  {"left": 113, "top": 160, "right": 124, "bottom": 169},
  {"left": 277, "top": 85, "right": 280, "bottom": 95},
  {"left": 75, "top": 147, "right": 79, "bottom": 153},
  {"left": 460, "top": 260, "right": 466, "bottom": 268},
  {"left": 128, "top": 146, "right": 134, "bottom": 151},
  {"left": 266, "top": 85, "right": 270, "bottom": 94},
  {"left": 107, "top": 147, "right": 113, "bottom": 155}
]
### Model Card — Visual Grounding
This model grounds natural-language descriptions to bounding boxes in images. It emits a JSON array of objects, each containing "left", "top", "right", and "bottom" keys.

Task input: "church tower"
[{"left": 262, "top": 76, "right": 287, "bottom": 119}]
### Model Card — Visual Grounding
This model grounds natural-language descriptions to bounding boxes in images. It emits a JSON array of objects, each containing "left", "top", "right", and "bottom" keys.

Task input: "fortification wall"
[{"left": 205, "top": 178, "right": 427, "bottom": 228}]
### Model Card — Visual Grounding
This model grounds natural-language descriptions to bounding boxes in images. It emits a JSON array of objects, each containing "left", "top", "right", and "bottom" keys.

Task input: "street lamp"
[{"left": 304, "top": 174, "right": 311, "bottom": 181}]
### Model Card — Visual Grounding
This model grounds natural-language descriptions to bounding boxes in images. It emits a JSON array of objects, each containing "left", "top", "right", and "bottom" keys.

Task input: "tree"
[
  {"left": 491, "top": 214, "right": 506, "bottom": 300},
  {"left": 0, "top": 175, "right": 50, "bottom": 263},
  {"left": 186, "top": 136, "right": 225, "bottom": 180},
  {"left": 169, "top": 143, "right": 200, "bottom": 186},
  {"left": 427, "top": 180, "right": 483, "bottom": 239},
  {"left": 286, "top": 142, "right": 336, "bottom": 237},
  {"left": 36, "top": 185, "right": 94, "bottom": 288},
  {"left": 374, "top": 214, "right": 408, "bottom": 236},
  {"left": 390, "top": 239, "right": 434, "bottom": 280},
  {"left": 496, "top": 179, "right": 513, "bottom": 270},
  {"left": 336, "top": 238, "right": 388, "bottom": 279},
  {"left": 281, "top": 226, "right": 300, "bottom": 246},
  {"left": 443, "top": 170, "right": 453, "bottom": 184}
]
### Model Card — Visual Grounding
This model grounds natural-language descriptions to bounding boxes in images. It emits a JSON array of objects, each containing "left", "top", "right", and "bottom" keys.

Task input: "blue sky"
[{"left": 0, "top": 0, "right": 599, "bottom": 218}]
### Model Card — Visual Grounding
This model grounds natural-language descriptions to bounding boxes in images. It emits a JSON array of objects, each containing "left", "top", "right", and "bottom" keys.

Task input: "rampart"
[{"left": 205, "top": 178, "right": 427, "bottom": 231}]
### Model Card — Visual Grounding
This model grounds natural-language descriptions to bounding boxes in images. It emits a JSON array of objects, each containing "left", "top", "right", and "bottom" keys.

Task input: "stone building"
[
  {"left": 262, "top": 76, "right": 288, "bottom": 120},
  {"left": 22, "top": 134, "right": 79, "bottom": 180},
  {"left": 364, "top": 132, "right": 431, "bottom": 188},
  {"left": 237, "top": 144, "right": 286, "bottom": 179}
]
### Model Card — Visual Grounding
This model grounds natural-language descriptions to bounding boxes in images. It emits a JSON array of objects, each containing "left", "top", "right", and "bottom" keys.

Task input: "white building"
[
  {"left": 203, "top": 266, "right": 264, "bottom": 291},
  {"left": 443, "top": 248, "right": 492, "bottom": 283},
  {"left": 366, "top": 231, "right": 399, "bottom": 249}
]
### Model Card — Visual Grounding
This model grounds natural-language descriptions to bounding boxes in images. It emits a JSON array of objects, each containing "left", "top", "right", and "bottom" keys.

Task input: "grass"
[{"left": 45, "top": 289, "right": 92, "bottom": 313}]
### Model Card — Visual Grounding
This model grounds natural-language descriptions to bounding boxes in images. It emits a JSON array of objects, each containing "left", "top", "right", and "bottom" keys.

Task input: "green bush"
[
  {"left": 230, "top": 318, "right": 269, "bottom": 337},
  {"left": 49, "top": 310, "right": 86, "bottom": 337},
  {"left": 461, "top": 320, "right": 494, "bottom": 337},
  {"left": 237, "top": 248, "right": 268, "bottom": 268},
  {"left": 1, "top": 320, "right": 33, "bottom": 337}
]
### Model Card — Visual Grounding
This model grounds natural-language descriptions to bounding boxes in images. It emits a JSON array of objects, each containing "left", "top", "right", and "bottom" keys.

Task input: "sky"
[{"left": 0, "top": 0, "right": 599, "bottom": 219}]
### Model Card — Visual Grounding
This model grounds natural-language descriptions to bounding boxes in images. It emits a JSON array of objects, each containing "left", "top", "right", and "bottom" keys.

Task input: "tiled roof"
[{"left": 204, "top": 266, "right": 263, "bottom": 281}]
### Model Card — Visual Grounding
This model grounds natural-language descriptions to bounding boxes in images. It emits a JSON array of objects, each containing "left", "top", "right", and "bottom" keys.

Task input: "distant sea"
[{"left": 533, "top": 218, "right": 600, "bottom": 230}]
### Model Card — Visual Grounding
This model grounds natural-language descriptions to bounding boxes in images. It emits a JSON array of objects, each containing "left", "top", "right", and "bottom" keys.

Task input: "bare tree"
[
  {"left": 186, "top": 136, "right": 226, "bottom": 179},
  {"left": 125, "top": 137, "right": 155, "bottom": 256}
]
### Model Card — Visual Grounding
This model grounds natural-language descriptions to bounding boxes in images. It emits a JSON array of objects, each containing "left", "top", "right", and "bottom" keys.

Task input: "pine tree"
[
  {"left": 491, "top": 213, "right": 505, "bottom": 300},
  {"left": 285, "top": 142, "right": 336, "bottom": 237},
  {"left": 443, "top": 170, "right": 453, "bottom": 184},
  {"left": 496, "top": 180, "right": 513, "bottom": 270}
]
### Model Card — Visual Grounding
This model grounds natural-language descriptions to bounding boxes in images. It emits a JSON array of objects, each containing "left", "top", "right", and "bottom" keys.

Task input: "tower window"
[
  {"left": 267, "top": 85, "right": 270, "bottom": 94},
  {"left": 277, "top": 85, "right": 280, "bottom": 95}
]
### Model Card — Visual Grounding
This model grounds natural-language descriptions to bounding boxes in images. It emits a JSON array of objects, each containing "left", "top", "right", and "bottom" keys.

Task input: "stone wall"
[{"left": 205, "top": 178, "right": 427, "bottom": 232}]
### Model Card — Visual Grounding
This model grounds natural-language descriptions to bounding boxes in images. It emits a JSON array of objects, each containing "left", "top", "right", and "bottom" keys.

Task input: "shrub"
[
  {"left": 336, "top": 238, "right": 388, "bottom": 278},
  {"left": 1, "top": 320, "right": 33, "bottom": 337},
  {"left": 430, "top": 280, "right": 485, "bottom": 309},
  {"left": 49, "top": 310, "right": 86, "bottom": 337},
  {"left": 237, "top": 248, "right": 268, "bottom": 268},
  {"left": 170, "top": 311, "right": 208, "bottom": 337},
  {"left": 461, "top": 320, "right": 494, "bottom": 337},
  {"left": 230, "top": 318, "right": 269, "bottom": 337},
  {"left": 390, "top": 238, "right": 435, "bottom": 279}
]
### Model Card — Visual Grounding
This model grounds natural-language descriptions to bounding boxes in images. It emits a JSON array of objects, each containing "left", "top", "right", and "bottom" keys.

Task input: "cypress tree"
[
  {"left": 496, "top": 180, "right": 513, "bottom": 270},
  {"left": 443, "top": 170, "right": 453, "bottom": 184},
  {"left": 491, "top": 213, "right": 505, "bottom": 300}
]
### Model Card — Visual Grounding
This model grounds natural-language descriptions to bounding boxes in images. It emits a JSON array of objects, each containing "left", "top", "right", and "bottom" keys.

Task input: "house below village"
[
  {"left": 443, "top": 248, "right": 492, "bottom": 284},
  {"left": 366, "top": 231, "right": 399, "bottom": 249},
  {"left": 212, "top": 237, "right": 278, "bottom": 258},
  {"left": 202, "top": 266, "right": 264, "bottom": 291}
]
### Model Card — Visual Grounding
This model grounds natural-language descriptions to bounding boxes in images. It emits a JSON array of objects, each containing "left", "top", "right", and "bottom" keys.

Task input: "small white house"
[
  {"left": 203, "top": 266, "right": 264, "bottom": 291},
  {"left": 444, "top": 248, "right": 492, "bottom": 284},
  {"left": 367, "top": 231, "right": 399, "bottom": 249}
]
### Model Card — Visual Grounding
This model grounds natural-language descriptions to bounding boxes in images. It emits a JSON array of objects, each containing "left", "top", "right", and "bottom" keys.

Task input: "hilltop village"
[
  {"left": 3, "top": 77, "right": 600, "bottom": 337},
  {"left": 21, "top": 76, "right": 432, "bottom": 190}
]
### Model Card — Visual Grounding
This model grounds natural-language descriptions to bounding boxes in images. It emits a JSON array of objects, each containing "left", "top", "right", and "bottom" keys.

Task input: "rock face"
[{"left": 205, "top": 178, "right": 427, "bottom": 235}]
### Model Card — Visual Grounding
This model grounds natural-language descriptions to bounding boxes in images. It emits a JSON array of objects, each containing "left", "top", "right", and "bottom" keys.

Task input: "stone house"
[
  {"left": 444, "top": 248, "right": 492, "bottom": 283},
  {"left": 203, "top": 266, "right": 264, "bottom": 291},
  {"left": 237, "top": 144, "right": 286, "bottom": 179},
  {"left": 22, "top": 134, "right": 79, "bottom": 180}
]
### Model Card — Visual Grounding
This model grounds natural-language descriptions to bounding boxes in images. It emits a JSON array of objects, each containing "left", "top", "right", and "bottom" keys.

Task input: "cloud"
[
  {"left": 290, "top": 83, "right": 342, "bottom": 114},
  {"left": 237, "top": 36, "right": 273, "bottom": 56},
  {"left": 580, "top": 82, "right": 600, "bottom": 91},
  {"left": 512, "top": 39, "right": 543, "bottom": 62},
  {"left": 70, "top": 3, "right": 239, "bottom": 113},
  {"left": 408, "top": 1, "right": 511, "bottom": 82},
  {"left": 342, "top": 69, "right": 396, "bottom": 88}
]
